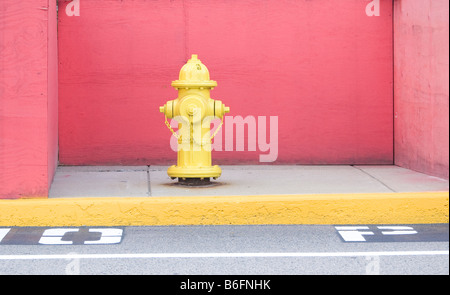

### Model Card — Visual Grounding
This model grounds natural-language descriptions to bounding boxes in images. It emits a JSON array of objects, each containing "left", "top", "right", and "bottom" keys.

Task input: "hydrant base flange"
[
  {"left": 167, "top": 165, "right": 222, "bottom": 179},
  {"left": 177, "top": 177, "right": 213, "bottom": 186}
]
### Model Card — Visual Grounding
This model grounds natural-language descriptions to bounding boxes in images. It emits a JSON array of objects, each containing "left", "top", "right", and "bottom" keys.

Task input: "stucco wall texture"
[{"left": 394, "top": 0, "right": 449, "bottom": 179}]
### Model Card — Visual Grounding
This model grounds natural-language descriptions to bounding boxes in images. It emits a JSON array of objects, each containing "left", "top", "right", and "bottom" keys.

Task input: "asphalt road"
[{"left": 0, "top": 224, "right": 448, "bottom": 275}]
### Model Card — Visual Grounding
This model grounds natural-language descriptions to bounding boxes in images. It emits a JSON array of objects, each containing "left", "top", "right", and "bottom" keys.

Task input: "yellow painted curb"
[{"left": 0, "top": 192, "right": 448, "bottom": 226}]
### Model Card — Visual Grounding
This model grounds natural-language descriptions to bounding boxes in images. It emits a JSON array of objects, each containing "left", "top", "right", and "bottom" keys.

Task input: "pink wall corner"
[
  {"left": 47, "top": 0, "right": 59, "bottom": 188},
  {"left": 0, "top": 0, "right": 58, "bottom": 198},
  {"left": 394, "top": 0, "right": 449, "bottom": 179}
]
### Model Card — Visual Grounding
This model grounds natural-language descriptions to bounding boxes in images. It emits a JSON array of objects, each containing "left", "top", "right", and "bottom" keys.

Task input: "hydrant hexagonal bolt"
[{"left": 159, "top": 54, "right": 230, "bottom": 185}]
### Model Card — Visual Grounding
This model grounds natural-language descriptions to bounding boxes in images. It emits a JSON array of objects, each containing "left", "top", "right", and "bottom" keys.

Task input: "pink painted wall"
[
  {"left": 48, "top": 0, "right": 59, "bottom": 186},
  {"left": 0, "top": 0, "right": 58, "bottom": 198},
  {"left": 58, "top": 0, "right": 394, "bottom": 166},
  {"left": 394, "top": 0, "right": 449, "bottom": 179}
]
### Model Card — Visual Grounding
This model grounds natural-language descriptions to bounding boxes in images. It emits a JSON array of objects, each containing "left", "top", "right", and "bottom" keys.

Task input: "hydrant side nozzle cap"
[{"left": 159, "top": 106, "right": 164, "bottom": 113}]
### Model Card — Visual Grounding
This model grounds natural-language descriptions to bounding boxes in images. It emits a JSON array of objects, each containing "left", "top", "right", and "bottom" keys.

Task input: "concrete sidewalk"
[{"left": 48, "top": 165, "right": 449, "bottom": 198}]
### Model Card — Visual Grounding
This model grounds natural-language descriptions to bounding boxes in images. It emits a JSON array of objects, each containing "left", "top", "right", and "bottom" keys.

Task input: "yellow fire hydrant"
[{"left": 159, "top": 54, "right": 230, "bottom": 185}]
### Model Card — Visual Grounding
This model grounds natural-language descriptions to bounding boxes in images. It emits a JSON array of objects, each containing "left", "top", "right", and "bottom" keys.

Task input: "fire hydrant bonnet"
[{"left": 171, "top": 54, "right": 218, "bottom": 89}]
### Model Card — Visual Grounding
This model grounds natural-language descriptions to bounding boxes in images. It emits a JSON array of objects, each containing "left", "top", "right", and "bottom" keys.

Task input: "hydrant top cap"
[{"left": 171, "top": 54, "right": 217, "bottom": 89}]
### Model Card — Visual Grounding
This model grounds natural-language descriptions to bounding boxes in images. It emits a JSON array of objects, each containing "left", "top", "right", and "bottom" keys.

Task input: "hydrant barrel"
[{"left": 159, "top": 54, "right": 230, "bottom": 184}]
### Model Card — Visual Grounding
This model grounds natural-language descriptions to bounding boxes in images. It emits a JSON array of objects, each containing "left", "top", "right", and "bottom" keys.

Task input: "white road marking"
[
  {"left": 37, "top": 228, "right": 123, "bottom": 245},
  {"left": 0, "top": 250, "right": 447, "bottom": 260},
  {"left": 335, "top": 225, "right": 420, "bottom": 242},
  {"left": 84, "top": 228, "right": 123, "bottom": 245},
  {"left": 335, "top": 226, "right": 374, "bottom": 241},
  {"left": 378, "top": 226, "right": 418, "bottom": 235},
  {"left": 0, "top": 229, "right": 10, "bottom": 243},
  {"left": 335, "top": 226, "right": 371, "bottom": 230},
  {"left": 39, "top": 228, "right": 79, "bottom": 245}
]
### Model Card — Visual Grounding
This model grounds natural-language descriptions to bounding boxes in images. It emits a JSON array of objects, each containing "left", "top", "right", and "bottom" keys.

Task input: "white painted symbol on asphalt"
[
  {"left": 38, "top": 228, "right": 123, "bottom": 245},
  {"left": 335, "top": 226, "right": 418, "bottom": 242},
  {"left": 39, "top": 228, "right": 79, "bottom": 245},
  {"left": 378, "top": 226, "right": 418, "bottom": 235},
  {"left": 0, "top": 229, "right": 11, "bottom": 243},
  {"left": 84, "top": 228, "right": 123, "bottom": 245},
  {"left": 335, "top": 226, "right": 374, "bottom": 242}
]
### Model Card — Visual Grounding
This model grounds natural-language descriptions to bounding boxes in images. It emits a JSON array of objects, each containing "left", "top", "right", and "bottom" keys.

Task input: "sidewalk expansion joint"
[
  {"left": 146, "top": 165, "right": 151, "bottom": 197},
  {"left": 351, "top": 165, "right": 396, "bottom": 193}
]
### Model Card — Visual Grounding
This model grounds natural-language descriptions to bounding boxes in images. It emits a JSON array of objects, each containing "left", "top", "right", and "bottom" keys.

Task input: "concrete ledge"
[{"left": 0, "top": 192, "right": 448, "bottom": 226}]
